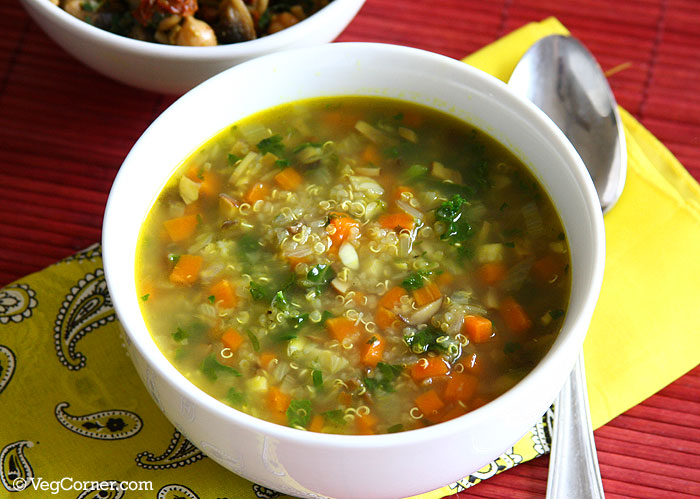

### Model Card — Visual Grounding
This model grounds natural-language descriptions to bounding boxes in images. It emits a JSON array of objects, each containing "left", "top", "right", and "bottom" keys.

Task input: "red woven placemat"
[{"left": 1, "top": 0, "right": 699, "bottom": 497}]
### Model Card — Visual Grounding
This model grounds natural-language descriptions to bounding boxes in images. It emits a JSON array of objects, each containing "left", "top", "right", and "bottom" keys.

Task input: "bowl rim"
[
  {"left": 21, "top": 0, "right": 365, "bottom": 59},
  {"left": 103, "top": 41, "right": 605, "bottom": 449}
]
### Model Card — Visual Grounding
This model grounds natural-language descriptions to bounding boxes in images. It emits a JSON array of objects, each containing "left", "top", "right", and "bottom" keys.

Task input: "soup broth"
[{"left": 136, "top": 97, "right": 570, "bottom": 435}]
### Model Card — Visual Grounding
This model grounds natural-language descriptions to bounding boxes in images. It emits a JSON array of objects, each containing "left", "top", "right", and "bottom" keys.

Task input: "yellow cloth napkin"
[{"left": 1, "top": 17, "right": 699, "bottom": 499}]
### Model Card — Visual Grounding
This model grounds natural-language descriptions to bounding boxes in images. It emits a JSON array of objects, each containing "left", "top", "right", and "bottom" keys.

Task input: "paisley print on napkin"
[
  {"left": 55, "top": 402, "right": 143, "bottom": 440},
  {"left": 135, "top": 430, "right": 204, "bottom": 470},
  {"left": 253, "top": 484, "right": 282, "bottom": 499},
  {"left": 157, "top": 483, "right": 200, "bottom": 499},
  {"left": 53, "top": 269, "right": 115, "bottom": 370},
  {"left": 55, "top": 243, "right": 103, "bottom": 265},
  {"left": 0, "top": 346, "right": 16, "bottom": 395},
  {"left": 0, "top": 440, "right": 34, "bottom": 493},
  {"left": 0, "top": 283, "right": 38, "bottom": 324}
]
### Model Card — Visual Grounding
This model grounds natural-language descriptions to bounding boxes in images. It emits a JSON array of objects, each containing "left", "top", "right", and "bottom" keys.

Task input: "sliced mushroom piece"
[
  {"left": 217, "top": 0, "right": 256, "bottom": 44},
  {"left": 401, "top": 297, "right": 443, "bottom": 325}
]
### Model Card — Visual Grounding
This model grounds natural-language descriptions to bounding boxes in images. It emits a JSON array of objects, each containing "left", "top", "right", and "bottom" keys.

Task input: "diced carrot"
[
  {"left": 221, "top": 328, "right": 244, "bottom": 352},
  {"left": 375, "top": 307, "right": 398, "bottom": 330},
  {"left": 183, "top": 200, "right": 201, "bottom": 215},
  {"left": 309, "top": 414, "right": 325, "bottom": 433},
  {"left": 259, "top": 352, "right": 277, "bottom": 369},
  {"left": 199, "top": 172, "right": 220, "bottom": 198},
  {"left": 325, "top": 317, "right": 358, "bottom": 342},
  {"left": 436, "top": 272, "right": 454, "bottom": 288},
  {"left": 321, "top": 110, "right": 359, "bottom": 131},
  {"left": 378, "top": 212, "right": 415, "bottom": 232},
  {"left": 392, "top": 185, "right": 415, "bottom": 202},
  {"left": 351, "top": 291, "right": 366, "bottom": 304},
  {"left": 274, "top": 167, "right": 303, "bottom": 191},
  {"left": 499, "top": 297, "right": 533, "bottom": 334},
  {"left": 326, "top": 212, "right": 360, "bottom": 248},
  {"left": 337, "top": 391, "right": 352, "bottom": 407},
  {"left": 531, "top": 254, "right": 564, "bottom": 284},
  {"left": 267, "top": 386, "right": 291, "bottom": 413},
  {"left": 433, "top": 404, "right": 468, "bottom": 423},
  {"left": 415, "top": 389, "right": 444, "bottom": 417},
  {"left": 360, "top": 334, "right": 385, "bottom": 367},
  {"left": 163, "top": 214, "right": 199, "bottom": 242},
  {"left": 412, "top": 282, "right": 442, "bottom": 307},
  {"left": 378, "top": 286, "right": 408, "bottom": 310},
  {"left": 287, "top": 256, "right": 309, "bottom": 270},
  {"left": 471, "top": 397, "right": 488, "bottom": 410},
  {"left": 462, "top": 315, "right": 493, "bottom": 343},
  {"left": 186, "top": 165, "right": 219, "bottom": 195},
  {"left": 361, "top": 143, "right": 382, "bottom": 165},
  {"left": 410, "top": 357, "right": 450, "bottom": 381},
  {"left": 208, "top": 279, "right": 237, "bottom": 309},
  {"left": 476, "top": 262, "right": 508, "bottom": 286},
  {"left": 458, "top": 352, "right": 483, "bottom": 375},
  {"left": 401, "top": 109, "right": 423, "bottom": 128},
  {"left": 245, "top": 182, "right": 270, "bottom": 204},
  {"left": 443, "top": 373, "right": 478, "bottom": 403},
  {"left": 355, "top": 412, "right": 378, "bottom": 435},
  {"left": 169, "top": 254, "right": 202, "bottom": 285}
]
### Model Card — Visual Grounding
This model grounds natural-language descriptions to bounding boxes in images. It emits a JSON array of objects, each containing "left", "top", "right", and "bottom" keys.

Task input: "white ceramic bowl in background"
[
  {"left": 18, "top": 0, "right": 365, "bottom": 94},
  {"left": 103, "top": 43, "right": 605, "bottom": 499}
]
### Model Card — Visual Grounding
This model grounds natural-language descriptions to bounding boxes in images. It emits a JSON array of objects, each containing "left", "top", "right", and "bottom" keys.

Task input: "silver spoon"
[{"left": 508, "top": 34, "right": 627, "bottom": 498}]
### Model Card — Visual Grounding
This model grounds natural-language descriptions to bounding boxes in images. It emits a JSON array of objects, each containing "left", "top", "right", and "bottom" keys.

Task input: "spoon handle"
[{"left": 546, "top": 351, "right": 605, "bottom": 499}]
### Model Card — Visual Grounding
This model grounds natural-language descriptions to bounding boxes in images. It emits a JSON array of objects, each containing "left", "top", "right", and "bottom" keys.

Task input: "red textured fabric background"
[{"left": 1, "top": 0, "right": 699, "bottom": 497}]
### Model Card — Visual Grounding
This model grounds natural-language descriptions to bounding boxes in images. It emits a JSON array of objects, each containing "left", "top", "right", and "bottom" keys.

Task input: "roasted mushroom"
[{"left": 216, "top": 0, "right": 256, "bottom": 44}]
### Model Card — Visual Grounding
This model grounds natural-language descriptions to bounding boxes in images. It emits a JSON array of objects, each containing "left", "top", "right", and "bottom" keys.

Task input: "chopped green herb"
[
  {"left": 323, "top": 409, "right": 346, "bottom": 426},
  {"left": 321, "top": 310, "right": 334, "bottom": 324},
  {"left": 247, "top": 330, "right": 260, "bottom": 352},
  {"left": 172, "top": 327, "right": 188, "bottom": 342},
  {"left": 435, "top": 194, "right": 472, "bottom": 243},
  {"left": 549, "top": 308, "right": 565, "bottom": 319},
  {"left": 383, "top": 145, "right": 400, "bottom": 158},
  {"left": 312, "top": 369, "right": 323, "bottom": 388},
  {"left": 275, "top": 158, "right": 290, "bottom": 168},
  {"left": 249, "top": 281, "right": 267, "bottom": 300},
  {"left": 387, "top": 423, "right": 404, "bottom": 433},
  {"left": 287, "top": 399, "right": 312, "bottom": 428},
  {"left": 504, "top": 342, "right": 522, "bottom": 354},
  {"left": 140, "top": 293, "right": 150, "bottom": 301},
  {"left": 167, "top": 253, "right": 180, "bottom": 264},
  {"left": 200, "top": 354, "right": 241, "bottom": 381},
  {"left": 363, "top": 362, "right": 402, "bottom": 393},
  {"left": 404, "top": 327, "right": 461, "bottom": 361},
  {"left": 226, "top": 387, "right": 245, "bottom": 406},
  {"left": 196, "top": 213, "right": 203, "bottom": 225},
  {"left": 367, "top": 335, "right": 378, "bottom": 345},
  {"left": 307, "top": 264, "right": 336, "bottom": 285},
  {"left": 401, "top": 271, "right": 429, "bottom": 291},
  {"left": 207, "top": 295, "right": 216, "bottom": 304},
  {"left": 227, "top": 153, "right": 240, "bottom": 165},
  {"left": 558, "top": 232, "right": 566, "bottom": 241},
  {"left": 402, "top": 164, "right": 428, "bottom": 182},
  {"left": 257, "top": 134, "right": 285, "bottom": 157},
  {"left": 272, "top": 290, "right": 292, "bottom": 311}
]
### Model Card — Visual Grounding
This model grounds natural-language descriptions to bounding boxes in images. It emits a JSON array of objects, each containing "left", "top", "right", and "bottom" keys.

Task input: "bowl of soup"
[
  {"left": 18, "top": 0, "right": 365, "bottom": 94},
  {"left": 103, "top": 42, "right": 605, "bottom": 498}
]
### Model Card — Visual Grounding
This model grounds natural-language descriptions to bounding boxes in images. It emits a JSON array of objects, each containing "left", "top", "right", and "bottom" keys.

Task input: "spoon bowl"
[{"left": 509, "top": 35, "right": 626, "bottom": 213}]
